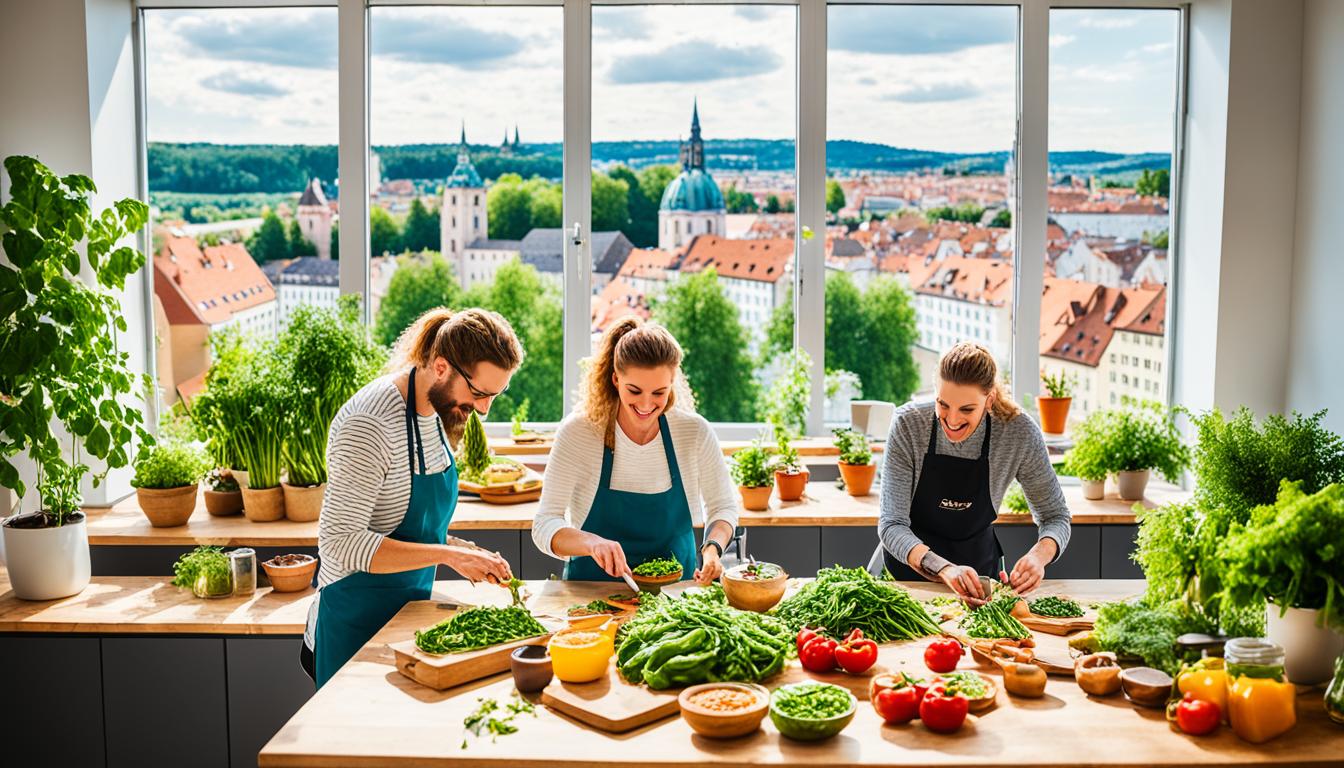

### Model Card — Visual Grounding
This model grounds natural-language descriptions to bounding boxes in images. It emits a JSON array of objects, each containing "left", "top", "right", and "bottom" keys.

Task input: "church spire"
[
  {"left": 513, "top": 124, "right": 520, "bottom": 147},
  {"left": 680, "top": 101, "right": 705, "bottom": 171}
]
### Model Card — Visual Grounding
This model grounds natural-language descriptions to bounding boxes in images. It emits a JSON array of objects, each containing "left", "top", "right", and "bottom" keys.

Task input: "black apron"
[{"left": 884, "top": 414, "right": 1003, "bottom": 580}]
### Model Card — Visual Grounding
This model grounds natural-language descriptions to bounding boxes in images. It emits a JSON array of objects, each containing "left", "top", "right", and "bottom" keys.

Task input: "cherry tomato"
[
  {"left": 919, "top": 685, "right": 969, "bottom": 733},
  {"left": 873, "top": 685, "right": 921, "bottom": 724},
  {"left": 799, "top": 635, "right": 838, "bottom": 673},
  {"left": 1175, "top": 693, "right": 1221, "bottom": 736},
  {"left": 923, "top": 638, "right": 965, "bottom": 674},
  {"left": 834, "top": 629, "right": 879, "bottom": 674}
]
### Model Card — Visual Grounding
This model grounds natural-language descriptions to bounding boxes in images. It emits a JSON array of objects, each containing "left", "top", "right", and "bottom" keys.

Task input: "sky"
[{"left": 144, "top": 5, "right": 1179, "bottom": 155}]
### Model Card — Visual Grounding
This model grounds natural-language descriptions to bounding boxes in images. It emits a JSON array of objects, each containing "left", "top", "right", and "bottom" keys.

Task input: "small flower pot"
[
  {"left": 203, "top": 489, "right": 243, "bottom": 517},
  {"left": 738, "top": 485, "right": 773, "bottom": 511},
  {"left": 1, "top": 512, "right": 91, "bottom": 601},
  {"left": 1115, "top": 469, "right": 1150, "bottom": 501},
  {"left": 282, "top": 482, "right": 325, "bottom": 522},
  {"left": 1266, "top": 603, "right": 1344, "bottom": 686},
  {"left": 838, "top": 462, "right": 876, "bottom": 496},
  {"left": 1080, "top": 477, "right": 1106, "bottom": 500},
  {"left": 775, "top": 468, "right": 809, "bottom": 501},
  {"left": 241, "top": 486, "right": 285, "bottom": 522},
  {"left": 136, "top": 485, "right": 198, "bottom": 528},
  {"left": 1037, "top": 396, "right": 1072, "bottom": 435}
]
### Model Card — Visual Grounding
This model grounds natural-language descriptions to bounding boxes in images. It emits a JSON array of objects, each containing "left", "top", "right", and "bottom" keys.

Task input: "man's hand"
[
  {"left": 442, "top": 545, "right": 512, "bottom": 583},
  {"left": 586, "top": 534, "right": 632, "bottom": 580},
  {"left": 694, "top": 547, "right": 723, "bottom": 585},
  {"left": 939, "top": 564, "right": 989, "bottom": 606}
]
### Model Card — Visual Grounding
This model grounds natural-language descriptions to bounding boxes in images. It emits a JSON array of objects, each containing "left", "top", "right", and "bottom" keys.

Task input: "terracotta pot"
[
  {"left": 839, "top": 462, "right": 876, "bottom": 496},
  {"left": 1116, "top": 469, "right": 1150, "bottom": 501},
  {"left": 1080, "top": 477, "right": 1106, "bottom": 500},
  {"left": 203, "top": 489, "right": 243, "bottom": 517},
  {"left": 775, "top": 468, "right": 809, "bottom": 501},
  {"left": 241, "top": 485, "right": 285, "bottom": 522},
  {"left": 136, "top": 485, "right": 198, "bottom": 528},
  {"left": 282, "top": 482, "right": 325, "bottom": 522},
  {"left": 261, "top": 554, "right": 317, "bottom": 592},
  {"left": 738, "top": 485, "right": 773, "bottom": 511},
  {"left": 1037, "top": 396, "right": 1072, "bottom": 435}
]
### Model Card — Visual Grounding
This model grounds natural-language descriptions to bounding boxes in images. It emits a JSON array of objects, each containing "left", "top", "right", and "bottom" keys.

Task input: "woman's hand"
[
  {"left": 939, "top": 564, "right": 990, "bottom": 606},
  {"left": 694, "top": 547, "right": 723, "bottom": 585},
  {"left": 1005, "top": 550, "right": 1047, "bottom": 595},
  {"left": 586, "top": 534, "right": 632, "bottom": 580},
  {"left": 442, "top": 545, "right": 512, "bottom": 584}
]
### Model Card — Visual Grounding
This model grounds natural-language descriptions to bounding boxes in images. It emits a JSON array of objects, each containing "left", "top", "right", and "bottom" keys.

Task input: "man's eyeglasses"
[{"left": 446, "top": 358, "right": 507, "bottom": 400}]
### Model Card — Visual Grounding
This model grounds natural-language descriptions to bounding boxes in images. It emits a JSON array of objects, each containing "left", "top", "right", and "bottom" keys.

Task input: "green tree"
[
  {"left": 247, "top": 210, "right": 290, "bottom": 263},
  {"left": 826, "top": 179, "right": 846, "bottom": 215},
  {"left": 372, "top": 252, "right": 463, "bottom": 346},
  {"left": 330, "top": 221, "right": 339, "bottom": 260},
  {"left": 764, "top": 194, "right": 782, "bottom": 214},
  {"left": 609, "top": 165, "right": 657, "bottom": 247},
  {"left": 488, "top": 173, "right": 533, "bottom": 240},
  {"left": 638, "top": 164, "right": 679, "bottom": 208},
  {"left": 1135, "top": 168, "right": 1170, "bottom": 197},
  {"left": 652, "top": 268, "right": 758, "bottom": 422},
  {"left": 369, "top": 206, "right": 402, "bottom": 256},
  {"left": 402, "top": 197, "right": 440, "bottom": 252},
  {"left": 526, "top": 178, "right": 562, "bottom": 230},
  {"left": 464, "top": 258, "right": 563, "bottom": 422},
  {"left": 724, "top": 184, "right": 758, "bottom": 214},
  {"left": 990, "top": 208, "right": 1012, "bottom": 228},
  {"left": 591, "top": 172, "right": 630, "bottom": 233},
  {"left": 287, "top": 218, "right": 316, "bottom": 258},
  {"left": 927, "top": 203, "right": 986, "bottom": 223}
]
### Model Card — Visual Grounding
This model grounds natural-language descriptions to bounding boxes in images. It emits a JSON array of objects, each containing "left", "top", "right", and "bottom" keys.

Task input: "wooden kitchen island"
[{"left": 259, "top": 579, "right": 1344, "bottom": 768}]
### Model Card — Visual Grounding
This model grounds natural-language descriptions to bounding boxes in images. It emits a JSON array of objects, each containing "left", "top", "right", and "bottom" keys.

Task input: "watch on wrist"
[
  {"left": 701, "top": 539, "right": 724, "bottom": 559},
  {"left": 919, "top": 550, "right": 953, "bottom": 580}
]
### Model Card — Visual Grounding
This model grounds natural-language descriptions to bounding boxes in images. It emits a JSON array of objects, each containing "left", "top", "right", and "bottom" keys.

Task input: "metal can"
[{"left": 230, "top": 547, "right": 257, "bottom": 597}]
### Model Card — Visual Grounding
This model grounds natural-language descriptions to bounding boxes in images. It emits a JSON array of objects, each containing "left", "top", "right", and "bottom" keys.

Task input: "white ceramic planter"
[
  {"left": 1116, "top": 469, "right": 1151, "bottom": 501},
  {"left": 1080, "top": 478, "right": 1106, "bottom": 500},
  {"left": 1, "top": 515, "right": 92, "bottom": 600},
  {"left": 1266, "top": 603, "right": 1344, "bottom": 685}
]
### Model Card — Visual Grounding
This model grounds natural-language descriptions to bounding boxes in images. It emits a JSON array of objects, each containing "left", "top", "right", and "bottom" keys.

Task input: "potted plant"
[
  {"left": 1037, "top": 369, "right": 1075, "bottom": 435},
  {"left": 204, "top": 468, "right": 243, "bottom": 516},
  {"left": 510, "top": 398, "right": 540, "bottom": 443},
  {"left": 762, "top": 349, "right": 811, "bottom": 440},
  {"left": 1062, "top": 410, "right": 1112, "bottom": 500},
  {"left": 1104, "top": 399, "right": 1189, "bottom": 501},
  {"left": 729, "top": 440, "right": 774, "bottom": 511},
  {"left": 770, "top": 431, "right": 809, "bottom": 502},
  {"left": 833, "top": 428, "right": 875, "bottom": 496},
  {"left": 131, "top": 441, "right": 211, "bottom": 527},
  {"left": 1218, "top": 481, "right": 1344, "bottom": 685},
  {"left": 191, "top": 328, "right": 255, "bottom": 489},
  {"left": 0, "top": 156, "right": 152, "bottom": 600},
  {"left": 235, "top": 358, "right": 287, "bottom": 522}
]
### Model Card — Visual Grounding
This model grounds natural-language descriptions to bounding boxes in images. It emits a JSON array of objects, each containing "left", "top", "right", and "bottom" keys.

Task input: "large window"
[{"left": 1041, "top": 8, "right": 1180, "bottom": 424}]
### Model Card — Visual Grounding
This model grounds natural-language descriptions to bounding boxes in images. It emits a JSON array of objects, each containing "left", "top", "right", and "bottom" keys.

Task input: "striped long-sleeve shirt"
[{"left": 304, "top": 375, "right": 452, "bottom": 649}]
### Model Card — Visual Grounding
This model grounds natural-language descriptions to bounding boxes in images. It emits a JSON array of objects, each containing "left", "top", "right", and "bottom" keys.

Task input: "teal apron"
[
  {"left": 313, "top": 368, "right": 457, "bottom": 688},
  {"left": 563, "top": 414, "right": 699, "bottom": 582}
]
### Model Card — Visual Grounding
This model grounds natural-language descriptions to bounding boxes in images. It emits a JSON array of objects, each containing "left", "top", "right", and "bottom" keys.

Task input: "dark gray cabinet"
[
  {"left": 996, "top": 524, "right": 1101, "bottom": 579},
  {"left": 820, "top": 526, "right": 879, "bottom": 571},
  {"left": 435, "top": 528, "right": 522, "bottom": 580},
  {"left": 0, "top": 636, "right": 106, "bottom": 766},
  {"left": 225, "top": 638, "right": 314, "bottom": 768},
  {"left": 1100, "top": 525, "right": 1143, "bottom": 579},
  {"left": 741, "top": 526, "right": 821, "bottom": 577}
]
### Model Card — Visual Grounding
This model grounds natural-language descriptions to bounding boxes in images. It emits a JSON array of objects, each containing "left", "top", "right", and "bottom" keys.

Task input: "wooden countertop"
[
  {"left": 82, "top": 482, "right": 1183, "bottom": 547},
  {"left": 259, "top": 579, "right": 1343, "bottom": 767}
]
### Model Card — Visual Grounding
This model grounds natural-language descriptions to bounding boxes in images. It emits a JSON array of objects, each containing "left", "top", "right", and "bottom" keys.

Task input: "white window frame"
[{"left": 134, "top": 0, "right": 1188, "bottom": 439}]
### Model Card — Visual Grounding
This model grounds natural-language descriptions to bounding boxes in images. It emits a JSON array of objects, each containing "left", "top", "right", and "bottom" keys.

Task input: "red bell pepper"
[
  {"left": 834, "top": 629, "right": 879, "bottom": 674},
  {"left": 799, "top": 634, "right": 838, "bottom": 673},
  {"left": 923, "top": 637, "right": 964, "bottom": 674},
  {"left": 873, "top": 685, "right": 920, "bottom": 725},
  {"left": 1174, "top": 693, "right": 1221, "bottom": 736},
  {"left": 919, "top": 685, "right": 969, "bottom": 733},
  {"left": 796, "top": 627, "right": 822, "bottom": 655}
]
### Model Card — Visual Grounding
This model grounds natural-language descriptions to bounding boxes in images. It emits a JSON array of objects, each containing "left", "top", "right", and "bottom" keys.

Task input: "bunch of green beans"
[
  {"left": 415, "top": 606, "right": 547, "bottom": 655},
  {"left": 772, "top": 567, "right": 943, "bottom": 642},
  {"left": 1028, "top": 595, "right": 1084, "bottom": 618},
  {"left": 959, "top": 594, "right": 1032, "bottom": 639}
]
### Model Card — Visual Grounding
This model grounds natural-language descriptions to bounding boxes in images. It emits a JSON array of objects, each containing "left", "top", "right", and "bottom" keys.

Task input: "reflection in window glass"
[
  {"left": 1042, "top": 9, "right": 1179, "bottom": 427},
  {"left": 827, "top": 5, "right": 1017, "bottom": 418},
  {"left": 591, "top": 5, "right": 796, "bottom": 424},
  {"left": 369, "top": 6, "right": 564, "bottom": 421}
]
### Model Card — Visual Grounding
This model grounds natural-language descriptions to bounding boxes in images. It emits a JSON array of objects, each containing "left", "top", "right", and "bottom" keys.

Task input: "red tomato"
[
  {"left": 799, "top": 636, "right": 838, "bottom": 673},
  {"left": 796, "top": 627, "right": 821, "bottom": 655},
  {"left": 834, "top": 629, "right": 879, "bottom": 674},
  {"left": 1175, "top": 693, "right": 1220, "bottom": 736},
  {"left": 923, "top": 638, "right": 964, "bottom": 674},
  {"left": 919, "top": 686, "right": 969, "bottom": 733},
  {"left": 873, "top": 685, "right": 921, "bottom": 724}
]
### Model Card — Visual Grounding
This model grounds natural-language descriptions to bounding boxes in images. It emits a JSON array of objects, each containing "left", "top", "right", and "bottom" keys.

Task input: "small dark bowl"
[{"left": 510, "top": 644, "right": 554, "bottom": 693}]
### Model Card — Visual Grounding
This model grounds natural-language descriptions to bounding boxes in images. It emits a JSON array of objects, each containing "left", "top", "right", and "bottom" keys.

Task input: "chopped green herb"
[
  {"left": 771, "top": 683, "right": 854, "bottom": 719},
  {"left": 631, "top": 555, "right": 681, "bottom": 578},
  {"left": 461, "top": 693, "right": 534, "bottom": 748},
  {"left": 415, "top": 606, "right": 546, "bottom": 655},
  {"left": 1028, "top": 596, "right": 1084, "bottom": 618}
]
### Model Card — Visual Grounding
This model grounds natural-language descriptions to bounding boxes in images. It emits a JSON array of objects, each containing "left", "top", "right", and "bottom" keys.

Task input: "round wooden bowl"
[
  {"left": 631, "top": 569, "right": 682, "bottom": 591},
  {"left": 940, "top": 671, "right": 998, "bottom": 713},
  {"left": 720, "top": 564, "right": 788, "bottom": 612},
  {"left": 679, "top": 683, "right": 770, "bottom": 739},
  {"left": 262, "top": 554, "right": 317, "bottom": 592},
  {"left": 1119, "top": 666, "right": 1172, "bottom": 708}
]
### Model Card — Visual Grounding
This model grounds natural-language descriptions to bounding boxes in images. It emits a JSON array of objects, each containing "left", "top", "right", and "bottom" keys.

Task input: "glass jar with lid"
[{"left": 1224, "top": 637, "right": 1296, "bottom": 743}]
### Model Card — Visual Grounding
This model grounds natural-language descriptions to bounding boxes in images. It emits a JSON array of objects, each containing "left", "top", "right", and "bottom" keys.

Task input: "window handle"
[{"left": 570, "top": 222, "right": 584, "bottom": 247}]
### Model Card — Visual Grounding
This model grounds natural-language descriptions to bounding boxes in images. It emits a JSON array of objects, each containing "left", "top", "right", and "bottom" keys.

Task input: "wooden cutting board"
[
  {"left": 390, "top": 616, "right": 557, "bottom": 691},
  {"left": 540, "top": 659, "right": 683, "bottom": 733},
  {"left": 1020, "top": 613, "right": 1095, "bottom": 636},
  {"left": 459, "top": 469, "right": 543, "bottom": 504}
]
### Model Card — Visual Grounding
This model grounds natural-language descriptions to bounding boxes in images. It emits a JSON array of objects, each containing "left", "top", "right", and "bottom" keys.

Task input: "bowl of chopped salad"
[
  {"left": 769, "top": 682, "right": 857, "bottom": 741},
  {"left": 720, "top": 560, "right": 788, "bottom": 612},
  {"left": 630, "top": 555, "right": 683, "bottom": 590}
]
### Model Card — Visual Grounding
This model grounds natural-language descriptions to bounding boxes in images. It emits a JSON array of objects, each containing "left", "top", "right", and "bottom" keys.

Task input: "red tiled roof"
[
  {"left": 679, "top": 235, "right": 793, "bottom": 283},
  {"left": 617, "top": 247, "right": 678, "bottom": 280},
  {"left": 590, "top": 277, "right": 649, "bottom": 333},
  {"left": 1038, "top": 277, "right": 1166, "bottom": 367},
  {"left": 913, "top": 256, "right": 1012, "bottom": 306},
  {"left": 154, "top": 237, "right": 275, "bottom": 326}
]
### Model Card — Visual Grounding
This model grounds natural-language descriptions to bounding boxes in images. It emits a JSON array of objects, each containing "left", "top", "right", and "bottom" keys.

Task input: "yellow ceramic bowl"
[{"left": 548, "top": 625, "right": 616, "bottom": 683}]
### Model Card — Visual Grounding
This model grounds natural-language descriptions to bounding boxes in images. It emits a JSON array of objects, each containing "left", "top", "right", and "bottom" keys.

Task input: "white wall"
[{"left": 1286, "top": 0, "right": 1344, "bottom": 435}]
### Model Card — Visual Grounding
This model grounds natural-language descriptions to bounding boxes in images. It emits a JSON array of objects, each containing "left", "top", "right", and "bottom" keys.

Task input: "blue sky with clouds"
[{"left": 145, "top": 5, "right": 1177, "bottom": 155}]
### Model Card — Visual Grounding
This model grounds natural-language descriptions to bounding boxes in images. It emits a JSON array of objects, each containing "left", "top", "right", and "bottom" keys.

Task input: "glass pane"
[
  {"left": 369, "top": 6, "right": 564, "bottom": 422},
  {"left": 144, "top": 7, "right": 337, "bottom": 404},
  {"left": 826, "top": 4, "right": 1018, "bottom": 420},
  {"left": 591, "top": 4, "right": 797, "bottom": 424},
  {"left": 1043, "top": 9, "right": 1179, "bottom": 426}
]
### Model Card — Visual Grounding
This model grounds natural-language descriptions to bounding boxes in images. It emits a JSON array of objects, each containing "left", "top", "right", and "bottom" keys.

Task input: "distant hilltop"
[{"left": 148, "top": 140, "right": 1171, "bottom": 195}]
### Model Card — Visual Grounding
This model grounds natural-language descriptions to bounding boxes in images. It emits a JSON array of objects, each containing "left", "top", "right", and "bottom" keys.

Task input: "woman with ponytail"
[
  {"left": 532, "top": 317, "right": 737, "bottom": 586},
  {"left": 877, "top": 342, "right": 1072, "bottom": 603}
]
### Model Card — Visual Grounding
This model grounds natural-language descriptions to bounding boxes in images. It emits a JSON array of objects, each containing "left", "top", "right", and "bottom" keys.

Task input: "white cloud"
[
  {"left": 1062, "top": 65, "right": 1134, "bottom": 84},
  {"left": 1050, "top": 34, "right": 1076, "bottom": 48},
  {"left": 1077, "top": 17, "right": 1140, "bottom": 30}
]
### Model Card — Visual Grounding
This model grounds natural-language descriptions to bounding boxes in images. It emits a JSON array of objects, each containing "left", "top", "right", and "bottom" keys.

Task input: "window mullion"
[
  {"left": 797, "top": 0, "right": 826, "bottom": 436},
  {"left": 337, "top": 0, "right": 370, "bottom": 321},
  {"left": 562, "top": 0, "right": 593, "bottom": 418},
  {"left": 1014, "top": 0, "right": 1049, "bottom": 405}
]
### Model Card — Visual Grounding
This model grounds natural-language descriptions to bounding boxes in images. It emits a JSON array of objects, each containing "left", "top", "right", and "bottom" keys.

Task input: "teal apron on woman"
[
  {"left": 314, "top": 369, "right": 457, "bottom": 688},
  {"left": 563, "top": 414, "right": 699, "bottom": 581}
]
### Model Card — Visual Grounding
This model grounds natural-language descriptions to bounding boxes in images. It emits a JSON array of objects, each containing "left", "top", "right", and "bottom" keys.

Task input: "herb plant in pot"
[
  {"left": 0, "top": 156, "right": 153, "bottom": 600},
  {"left": 1104, "top": 399, "right": 1189, "bottom": 501},
  {"left": 132, "top": 441, "right": 211, "bottom": 527},
  {"left": 235, "top": 358, "right": 288, "bottom": 522},
  {"left": 1062, "top": 410, "right": 1111, "bottom": 500},
  {"left": 730, "top": 440, "right": 774, "bottom": 511},
  {"left": 833, "top": 428, "right": 875, "bottom": 496},
  {"left": 1037, "top": 370, "right": 1075, "bottom": 435},
  {"left": 203, "top": 468, "right": 243, "bottom": 516},
  {"left": 191, "top": 328, "right": 255, "bottom": 491},
  {"left": 770, "top": 431, "right": 809, "bottom": 502}
]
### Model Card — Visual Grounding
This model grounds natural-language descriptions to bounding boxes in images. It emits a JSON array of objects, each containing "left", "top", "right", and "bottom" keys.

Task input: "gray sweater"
[{"left": 878, "top": 401, "right": 1072, "bottom": 567}]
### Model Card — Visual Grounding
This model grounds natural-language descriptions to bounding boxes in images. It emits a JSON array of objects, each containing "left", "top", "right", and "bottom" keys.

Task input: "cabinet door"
[
  {"left": 226, "top": 637, "right": 314, "bottom": 768},
  {"left": 820, "top": 527, "right": 880, "bottom": 571},
  {"left": 436, "top": 529, "right": 521, "bottom": 580},
  {"left": 103, "top": 637, "right": 229, "bottom": 768},
  {"left": 994, "top": 524, "right": 1100, "bottom": 579},
  {"left": 1100, "top": 525, "right": 1142, "bottom": 579},
  {"left": 0, "top": 635, "right": 105, "bottom": 766},
  {"left": 741, "top": 527, "right": 821, "bottom": 578}
]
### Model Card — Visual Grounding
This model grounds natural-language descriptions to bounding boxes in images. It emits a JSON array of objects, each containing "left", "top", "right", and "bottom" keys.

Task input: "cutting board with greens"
[
  {"left": 1017, "top": 595, "right": 1096, "bottom": 636},
  {"left": 391, "top": 603, "right": 558, "bottom": 691},
  {"left": 540, "top": 660, "right": 684, "bottom": 733}
]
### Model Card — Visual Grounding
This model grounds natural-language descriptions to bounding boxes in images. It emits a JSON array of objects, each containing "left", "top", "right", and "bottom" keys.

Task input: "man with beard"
[{"left": 304, "top": 308, "right": 524, "bottom": 687}]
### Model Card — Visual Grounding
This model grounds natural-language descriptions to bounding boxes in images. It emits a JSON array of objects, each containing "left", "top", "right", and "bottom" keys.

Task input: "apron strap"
[
  {"left": 926, "top": 413, "right": 940, "bottom": 456},
  {"left": 657, "top": 414, "right": 682, "bottom": 487},
  {"left": 406, "top": 368, "right": 428, "bottom": 476},
  {"left": 598, "top": 441, "right": 616, "bottom": 489},
  {"left": 979, "top": 415, "right": 992, "bottom": 461}
]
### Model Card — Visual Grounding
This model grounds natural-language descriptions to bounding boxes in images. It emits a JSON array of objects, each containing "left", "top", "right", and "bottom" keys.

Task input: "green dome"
[{"left": 659, "top": 169, "right": 724, "bottom": 212}]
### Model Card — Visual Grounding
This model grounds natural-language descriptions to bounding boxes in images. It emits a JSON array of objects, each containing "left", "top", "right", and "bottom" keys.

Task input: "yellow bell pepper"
[
  {"left": 1177, "top": 657, "right": 1229, "bottom": 714},
  {"left": 1227, "top": 674, "right": 1296, "bottom": 743}
]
